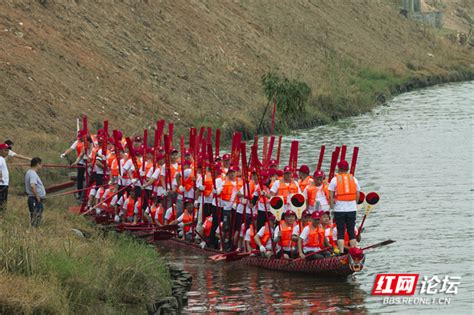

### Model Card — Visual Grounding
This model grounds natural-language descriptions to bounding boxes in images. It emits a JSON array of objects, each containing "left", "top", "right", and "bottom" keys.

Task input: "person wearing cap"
[
  {"left": 24, "top": 157, "right": 46, "bottom": 227},
  {"left": 244, "top": 213, "right": 259, "bottom": 253},
  {"left": 269, "top": 166, "right": 301, "bottom": 209},
  {"left": 169, "top": 198, "right": 195, "bottom": 240},
  {"left": 144, "top": 198, "right": 164, "bottom": 226},
  {"left": 221, "top": 153, "right": 231, "bottom": 175},
  {"left": 0, "top": 143, "right": 10, "bottom": 212},
  {"left": 218, "top": 166, "right": 242, "bottom": 250},
  {"left": 298, "top": 211, "right": 330, "bottom": 259},
  {"left": 269, "top": 159, "right": 279, "bottom": 170},
  {"left": 94, "top": 183, "right": 117, "bottom": 216},
  {"left": 160, "top": 148, "right": 182, "bottom": 214},
  {"left": 123, "top": 147, "right": 144, "bottom": 197},
  {"left": 176, "top": 160, "right": 195, "bottom": 202},
  {"left": 4, "top": 140, "right": 31, "bottom": 161},
  {"left": 61, "top": 130, "right": 88, "bottom": 201},
  {"left": 115, "top": 189, "right": 142, "bottom": 224},
  {"left": 298, "top": 165, "right": 313, "bottom": 191},
  {"left": 329, "top": 160, "right": 360, "bottom": 254},
  {"left": 252, "top": 171, "right": 272, "bottom": 230},
  {"left": 133, "top": 135, "right": 143, "bottom": 148},
  {"left": 274, "top": 210, "right": 298, "bottom": 259},
  {"left": 292, "top": 209, "right": 312, "bottom": 239},
  {"left": 209, "top": 163, "right": 224, "bottom": 249},
  {"left": 254, "top": 214, "right": 277, "bottom": 257},
  {"left": 305, "top": 170, "right": 330, "bottom": 213}
]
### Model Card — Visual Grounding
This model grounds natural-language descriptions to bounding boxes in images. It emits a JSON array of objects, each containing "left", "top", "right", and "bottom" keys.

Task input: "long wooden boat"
[
  {"left": 238, "top": 254, "right": 361, "bottom": 277},
  {"left": 69, "top": 206, "right": 365, "bottom": 277}
]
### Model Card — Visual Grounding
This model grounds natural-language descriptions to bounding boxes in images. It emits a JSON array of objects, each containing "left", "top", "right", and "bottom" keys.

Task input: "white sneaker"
[
  {"left": 114, "top": 215, "right": 120, "bottom": 223},
  {"left": 200, "top": 241, "right": 206, "bottom": 249}
]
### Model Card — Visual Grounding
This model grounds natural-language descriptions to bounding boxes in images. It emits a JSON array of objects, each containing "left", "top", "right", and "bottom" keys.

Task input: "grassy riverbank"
[{"left": 0, "top": 195, "right": 171, "bottom": 314}]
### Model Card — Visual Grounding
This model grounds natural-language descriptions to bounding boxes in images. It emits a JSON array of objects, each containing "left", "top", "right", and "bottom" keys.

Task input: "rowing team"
[{"left": 73, "top": 136, "right": 362, "bottom": 258}]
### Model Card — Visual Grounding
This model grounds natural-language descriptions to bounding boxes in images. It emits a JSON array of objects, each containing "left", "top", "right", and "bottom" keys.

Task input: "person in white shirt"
[
  {"left": 254, "top": 214, "right": 278, "bottom": 257},
  {"left": 0, "top": 143, "right": 10, "bottom": 212},
  {"left": 4, "top": 140, "right": 31, "bottom": 161},
  {"left": 328, "top": 160, "right": 360, "bottom": 254}
]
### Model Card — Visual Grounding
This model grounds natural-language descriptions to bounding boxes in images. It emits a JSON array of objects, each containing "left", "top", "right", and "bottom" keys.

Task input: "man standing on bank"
[
  {"left": 25, "top": 157, "right": 46, "bottom": 227},
  {"left": 329, "top": 160, "right": 360, "bottom": 254},
  {"left": 0, "top": 143, "right": 10, "bottom": 212}
]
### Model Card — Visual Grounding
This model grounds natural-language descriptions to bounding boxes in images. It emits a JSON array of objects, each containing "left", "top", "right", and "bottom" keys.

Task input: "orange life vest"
[
  {"left": 125, "top": 196, "right": 142, "bottom": 218},
  {"left": 203, "top": 172, "right": 214, "bottom": 197},
  {"left": 335, "top": 173, "right": 357, "bottom": 201},
  {"left": 110, "top": 156, "right": 119, "bottom": 177},
  {"left": 76, "top": 140, "right": 84, "bottom": 157},
  {"left": 131, "top": 159, "right": 143, "bottom": 179},
  {"left": 234, "top": 179, "right": 244, "bottom": 204},
  {"left": 306, "top": 184, "right": 329, "bottom": 207},
  {"left": 203, "top": 216, "right": 213, "bottom": 237},
  {"left": 182, "top": 210, "right": 193, "bottom": 233},
  {"left": 279, "top": 221, "right": 295, "bottom": 247},
  {"left": 305, "top": 223, "right": 324, "bottom": 248},
  {"left": 220, "top": 179, "right": 236, "bottom": 202},
  {"left": 182, "top": 172, "right": 195, "bottom": 192},
  {"left": 325, "top": 224, "right": 337, "bottom": 247},
  {"left": 298, "top": 176, "right": 312, "bottom": 191},
  {"left": 248, "top": 225, "right": 258, "bottom": 249},
  {"left": 259, "top": 226, "right": 271, "bottom": 246},
  {"left": 277, "top": 180, "right": 299, "bottom": 203}
]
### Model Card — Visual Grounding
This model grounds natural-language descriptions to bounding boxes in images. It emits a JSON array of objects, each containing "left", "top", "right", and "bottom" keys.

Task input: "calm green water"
[{"left": 158, "top": 81, "right": 474, "bottom": 314}]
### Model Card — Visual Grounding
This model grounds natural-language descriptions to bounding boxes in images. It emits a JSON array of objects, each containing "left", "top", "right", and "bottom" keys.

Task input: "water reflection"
[{"left": 157, "top": 81, "right": 474, "bottom": 314}]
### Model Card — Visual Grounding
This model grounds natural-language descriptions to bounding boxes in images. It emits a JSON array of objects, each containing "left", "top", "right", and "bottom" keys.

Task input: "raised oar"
[
  {"left": 285, "top": 247, "right": 332, "bottom": 266},
  {"left": 316, "top": 145, "right": 325, "bottom": 172},
  {"left": 340, "top": 144, "right": 347, "bottom": 162},
  {"left": 357, "top": 192, "right": 380, "bottom": 239},
  {"left": 276, "top": 135, "right": 282, "bottom": 167},
  {"left": 350, "top": 146, "right": 359, "bottom": 175}
]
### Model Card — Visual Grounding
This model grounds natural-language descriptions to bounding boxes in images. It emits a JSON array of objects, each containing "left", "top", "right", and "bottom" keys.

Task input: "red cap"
[
  {"left": 116, "top": 130, "right": 123, "bottom": 139},
  {"left": 228, "top": 166, "right": 240, "bottom": 172},
  {"left": 214, "top": 164, "right": 222, "bottom": 174},
  {"left": 321, "top": 210, "right": 330, "bottom": 217},
  {"left": 311, "top": 211, "right": 321, "bottom": 219},
  {"left": 0, "top": 144, "right": 9, "bottom": 150},
  {"left": 77, "top": 130, "right": 86, "bottom": 138},
  {"left": 276, "top": 170, "right": 284, "bottom": 177},
  {"left": 337, "top": 160, "right": 349, "bottom": 171},
  {"left": 222, "top": 153, "right": 231, "bottom": 161},
  {"left": 107, "top": 137, "right": 114, "bottom": 143},
  {"left": 184, "top": 149, "right": 191, "bottom": 155},
  {"left": 267, "top": 213, "right": 276, "bottom": 220},
  {"left": 313, "top": 170, "right": 325, "bottom": 178},
  {"left": 171, "top": 148, "right": 178, "bottom": 154},
  {"left": 156, "top": 153, "right": 165, "bottom": 160},
  {"left": 302, "top": 210, "right": 311, "bottom": 217},
  {"left": 285, "top": 210, "right": 296, "bottom": 217},
  {"left": 214, "top": 155, "right": 222, "bottom": 161},
  {"left": 283, "top": 166, "right": 292, "bottom": 173},
  {"left": 146, "top": 148, "right": 154, "bottom": 155},
  {"left": 270, "top": 159, "right": 278, "bottom": 166},
  {"left": 133, "top": 136, "right": 142, "bottom": 142},
  {"left": 298, "top": 165, "right": 310, "bottom": 174},
  {"left": 268, "top": 168, "right": 277, "bottom": 177}
]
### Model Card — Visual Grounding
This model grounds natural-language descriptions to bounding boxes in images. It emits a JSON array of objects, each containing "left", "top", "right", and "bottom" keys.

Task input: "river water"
[{"left": 157, "top": 81, "right": 474, "bottom": 314}]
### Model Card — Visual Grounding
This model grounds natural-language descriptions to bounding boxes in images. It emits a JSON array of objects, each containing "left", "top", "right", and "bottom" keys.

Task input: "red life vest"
[
  {"left": 182, "top": 210, "right": 193, "bottom": 233},
  {"left": 248, "top": 225, "right": 258, "bottom": 249},
  {"left": 76, "top": 140, "right": 84, "bottom": 157},
  {"left": 335, "top": 174, "right": 357, "bottom": 201},
  {"left": 221, "top": 179, "right": 236, "bottom": 202},
  {"left": 259, "top": 226, "right": 271, "bottom": 246}
]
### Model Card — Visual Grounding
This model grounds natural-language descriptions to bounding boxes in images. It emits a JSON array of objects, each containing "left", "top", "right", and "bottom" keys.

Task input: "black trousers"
[
  {"left": 0, "top": 185, "right": 8, "bottom": 211},
  {"left": 257, "top": 211, "right": 267, "bottom": 230},
  {"left": 27, "top": 196, "right": 44, "bottom": 227},
  {"left": 209, "top": 205, "right": 221, "bottom": 248},
  {"left": 334, "top": 211, "right": 356, "bottom": 240},
  {"left": 77, "top": 165, "right": 85, "bottom": 194}
]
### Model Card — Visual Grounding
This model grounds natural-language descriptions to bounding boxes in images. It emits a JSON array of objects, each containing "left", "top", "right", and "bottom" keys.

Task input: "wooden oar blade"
[{"left": 362, "top": 239, "right": 395, "bottom": 251}]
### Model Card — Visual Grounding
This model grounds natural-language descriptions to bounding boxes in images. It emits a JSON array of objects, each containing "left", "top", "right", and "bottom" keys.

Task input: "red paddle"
[{"left": 357, "top": 192, "right": 380, "bottom": 238}]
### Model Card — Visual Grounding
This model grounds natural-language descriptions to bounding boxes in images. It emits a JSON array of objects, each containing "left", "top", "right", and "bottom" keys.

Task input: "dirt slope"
[{"left": 0, "top": 0, "right": 472, "bottom": 149}]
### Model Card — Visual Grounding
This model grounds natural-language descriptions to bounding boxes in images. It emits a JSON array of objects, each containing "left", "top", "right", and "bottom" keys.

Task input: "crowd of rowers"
[{"left": 61, "top": 130, "right": 361, "bottom": 260}]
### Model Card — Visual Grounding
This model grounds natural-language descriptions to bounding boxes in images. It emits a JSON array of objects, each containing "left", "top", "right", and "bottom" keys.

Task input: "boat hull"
[{"left": 238, "top": 255, "right": 357, "bottom": 277}]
